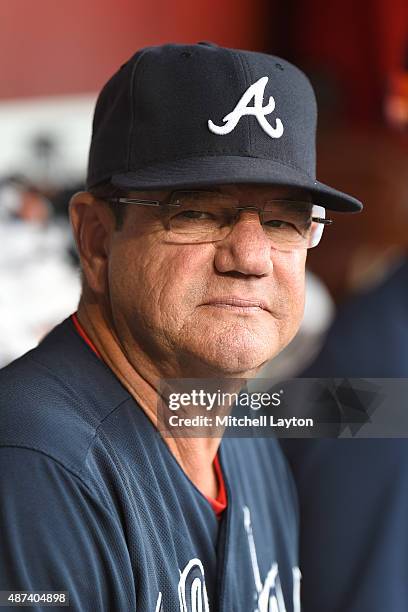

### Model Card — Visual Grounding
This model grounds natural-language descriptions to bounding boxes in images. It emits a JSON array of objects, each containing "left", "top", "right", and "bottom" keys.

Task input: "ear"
[{"left": 69, "top": 191, "right": 114, "bottom": 295}]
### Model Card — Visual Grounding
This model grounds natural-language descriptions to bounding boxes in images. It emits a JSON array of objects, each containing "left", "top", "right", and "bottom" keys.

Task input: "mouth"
[{"left": 202, "top": 297, "right": 270, "bottom": 313}]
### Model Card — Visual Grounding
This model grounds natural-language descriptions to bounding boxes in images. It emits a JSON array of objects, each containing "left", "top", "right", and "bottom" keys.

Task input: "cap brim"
[{"left": 111, "top": 156, "right": 362, "bottom": 212}]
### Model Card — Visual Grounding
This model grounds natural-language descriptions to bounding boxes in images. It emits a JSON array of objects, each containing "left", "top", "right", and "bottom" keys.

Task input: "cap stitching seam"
[
  {"left": 229, "top": 49, "right": 252, "bottom": 150},
  {"left": 127, "top": 49, "right": 150, "bottom": 172},
  {"left": 239, "top": 52, "right": 254, "bottom": 151}
]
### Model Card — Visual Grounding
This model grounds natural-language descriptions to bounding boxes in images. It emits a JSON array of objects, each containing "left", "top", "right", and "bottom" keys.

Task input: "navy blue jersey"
[{"left": 0, "top": 317, "right": 300, "bottom": 612}]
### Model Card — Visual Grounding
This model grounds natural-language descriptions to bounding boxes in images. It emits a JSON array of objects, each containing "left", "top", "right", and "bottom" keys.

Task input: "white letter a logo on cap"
[{"left": 208, "top": 76, "right": 284, "bottom": 139}]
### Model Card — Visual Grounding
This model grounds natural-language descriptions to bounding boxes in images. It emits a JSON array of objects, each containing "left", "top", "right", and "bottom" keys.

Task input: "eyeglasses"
[{"left": 105, "top": 190, "right": 333, "bottom": 250}]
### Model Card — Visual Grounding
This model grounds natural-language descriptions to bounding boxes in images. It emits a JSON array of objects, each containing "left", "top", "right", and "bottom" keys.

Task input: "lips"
[{"left": 203, "top": 297, "right": 270, "bottom": 312}]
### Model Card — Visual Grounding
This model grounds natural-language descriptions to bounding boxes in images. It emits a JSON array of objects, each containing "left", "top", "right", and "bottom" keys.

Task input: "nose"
[{"left": 213, "top": 211, "right": 274, "bottom": 276}]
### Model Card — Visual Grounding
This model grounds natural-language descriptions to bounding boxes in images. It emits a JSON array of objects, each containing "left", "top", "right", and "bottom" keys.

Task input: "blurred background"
[{"left": 1, "top": 0, "right": 408, "bottom": 370}]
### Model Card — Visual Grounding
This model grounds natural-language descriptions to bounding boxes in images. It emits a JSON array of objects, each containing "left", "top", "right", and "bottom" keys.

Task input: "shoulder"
[
  {"left": 0, "top": 445, "right": 135, "bottom": 609},
  {"left": 302, "top": 260, "right": 408, "bottom": 376},
  {"left": 0, "top": 317, "right": 129, "bottom": 476},
  {"left": 335, "top": 260, "right": 408, "bottom": 327}
]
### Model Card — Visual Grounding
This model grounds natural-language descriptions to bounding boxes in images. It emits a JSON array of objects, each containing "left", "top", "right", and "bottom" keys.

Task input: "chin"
[{"left": 183, "top": 322, "right": 284, "bottom": 377}]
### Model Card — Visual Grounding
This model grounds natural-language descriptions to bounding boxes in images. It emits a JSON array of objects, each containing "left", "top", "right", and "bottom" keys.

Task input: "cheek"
[
  {"left": 108, "top": 236, "right": 212, "bottom": 329},
  {"left": 273, "top": 249, "right": 307, "bottom": 324}
]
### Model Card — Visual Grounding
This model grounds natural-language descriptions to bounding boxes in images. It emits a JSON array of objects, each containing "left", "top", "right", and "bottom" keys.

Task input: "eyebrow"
[{"left": 277, "top": 201, "right": 313, "bottom": 211}]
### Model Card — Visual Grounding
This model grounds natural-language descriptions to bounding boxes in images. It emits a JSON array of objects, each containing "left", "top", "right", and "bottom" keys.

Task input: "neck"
[{"left": 76, "top": 300, "right": 222, "bottom": 498}]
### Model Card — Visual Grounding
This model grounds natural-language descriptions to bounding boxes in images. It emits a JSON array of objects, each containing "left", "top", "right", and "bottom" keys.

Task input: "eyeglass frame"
[{"left": 103, "top": 190, "right": 333, "bottom": 247}]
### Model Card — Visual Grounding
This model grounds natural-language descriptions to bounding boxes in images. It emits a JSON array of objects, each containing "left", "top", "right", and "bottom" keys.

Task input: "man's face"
[{"left": 105, "top": 184, "right": 308, "bottom": 377}]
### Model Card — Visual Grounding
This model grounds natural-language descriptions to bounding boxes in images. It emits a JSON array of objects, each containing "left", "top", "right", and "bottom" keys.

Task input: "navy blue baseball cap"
[{"left": 87, "top": 42, "right": 362, "bottom": 212}]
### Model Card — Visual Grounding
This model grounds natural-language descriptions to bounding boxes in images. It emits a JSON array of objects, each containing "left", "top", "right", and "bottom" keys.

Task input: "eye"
[
  {"left": 172, "top": 209, "right": 217, "bottom": 221},
  {"left": 263, "top": 219, "right": 294, "bottom": 229}
]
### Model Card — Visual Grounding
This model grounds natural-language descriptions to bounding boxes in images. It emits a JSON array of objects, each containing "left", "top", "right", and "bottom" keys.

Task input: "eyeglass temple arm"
[
  {"left": 106, "top": 198, "right": 334, "bottom": 224},
  {"left": 235, "top": 208, "right": 334, "bottom": 227},
  {"left": 105, "top": 197, "right": 162, "bottom": 207},
  {"left": 312, "top": 217, "right": 333, "bottom": 225}
]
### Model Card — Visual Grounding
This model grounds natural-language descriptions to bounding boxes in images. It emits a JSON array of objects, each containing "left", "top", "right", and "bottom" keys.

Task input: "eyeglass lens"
[{"left": 166, "top": 191, "right": 318, "bottom": 250}]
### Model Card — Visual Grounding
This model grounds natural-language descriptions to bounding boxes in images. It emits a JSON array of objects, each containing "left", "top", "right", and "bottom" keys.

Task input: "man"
[
  {"left": 0, "top": 42, "right": 361, "bottom": 611},
  {"left": 281, "top": 257, "right": 408, "bottom": 612}
]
